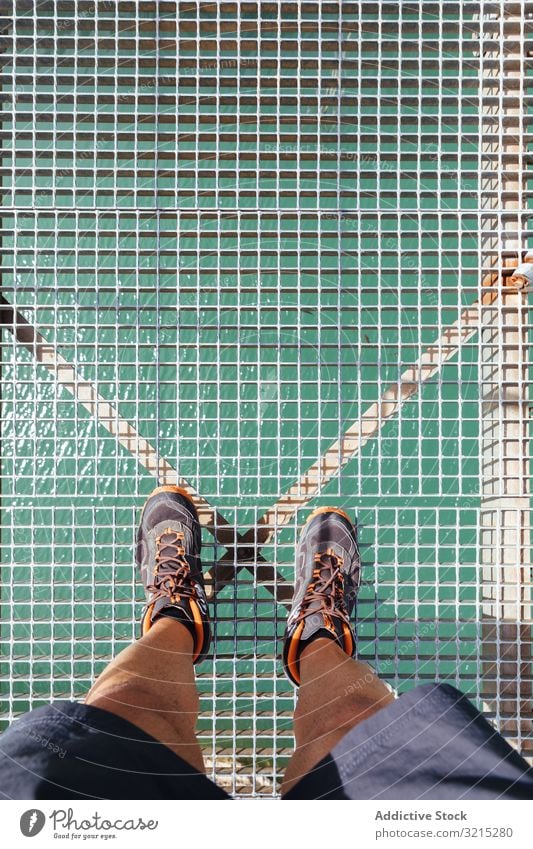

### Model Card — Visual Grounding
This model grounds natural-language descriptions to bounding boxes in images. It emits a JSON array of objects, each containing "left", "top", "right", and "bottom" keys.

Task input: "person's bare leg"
[
  {"left": 281, "top": 638, "right": 394, "bottom": 795},
  {"left": 86, "top": 617, "right": 205, "bottom": 772}
]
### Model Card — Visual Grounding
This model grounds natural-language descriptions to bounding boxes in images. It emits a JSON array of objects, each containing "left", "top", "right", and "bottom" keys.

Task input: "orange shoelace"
[
  {"left": 295, "top": 548, "right": 350, "bottom": 625},
  {"left": 146, "top": 528, "right": 197, "bottom": 605}
]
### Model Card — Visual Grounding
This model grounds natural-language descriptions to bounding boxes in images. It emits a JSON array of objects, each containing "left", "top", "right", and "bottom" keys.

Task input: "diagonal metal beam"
[
  {"left": 0, "top": 295, "right": 233, "bottom": 540},
  {"left": 202, "top": 269, "right": 516, "bottom": 605},
  {"left": 234, "top": 271, "right": 506, "bottom": 554}
]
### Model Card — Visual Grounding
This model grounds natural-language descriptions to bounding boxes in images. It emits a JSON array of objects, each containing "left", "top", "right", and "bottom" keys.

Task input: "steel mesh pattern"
[{"left": 1, "top": 2, "right": 532, "bottom": 796}]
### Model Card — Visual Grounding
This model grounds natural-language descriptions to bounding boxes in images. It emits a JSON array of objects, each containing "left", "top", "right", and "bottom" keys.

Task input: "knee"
[
  {"left": 88, "top": 678, "right": 200, "bottom": 723},
  {"left": 294, "top": 687, "right": 391, "bottom": 745}
]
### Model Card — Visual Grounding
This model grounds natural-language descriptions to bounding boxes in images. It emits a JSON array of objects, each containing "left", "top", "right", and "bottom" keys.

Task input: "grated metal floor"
[{"left": 0, "top": 1, "right": 532, "bottom": 796}]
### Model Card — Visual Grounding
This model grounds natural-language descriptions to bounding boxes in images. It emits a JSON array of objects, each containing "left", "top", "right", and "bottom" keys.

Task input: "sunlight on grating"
[{"left": 0, "top": 1, "right": 532, "bottom": 797}]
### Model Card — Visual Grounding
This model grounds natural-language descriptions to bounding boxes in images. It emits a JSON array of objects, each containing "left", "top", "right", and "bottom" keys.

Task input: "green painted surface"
[{"left": 0, "top": 3, "right": 521, "bottom": 794}]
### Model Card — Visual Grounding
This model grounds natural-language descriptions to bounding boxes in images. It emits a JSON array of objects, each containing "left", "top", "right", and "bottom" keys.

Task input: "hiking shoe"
[
  {"left": 136, "top": 485, "right": 211, "bottom": 664},
  {"left": 283, "top": 507, "right": 361, "bottom": 686}
]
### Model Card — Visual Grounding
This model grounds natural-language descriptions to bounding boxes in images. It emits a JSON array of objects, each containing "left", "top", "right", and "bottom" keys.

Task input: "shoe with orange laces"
[
  {"left": 136, "top": 485, "right": 211, "bottom": 664},
  {"left": 283, "top": 507, "right": 361, "bottom": 686}
]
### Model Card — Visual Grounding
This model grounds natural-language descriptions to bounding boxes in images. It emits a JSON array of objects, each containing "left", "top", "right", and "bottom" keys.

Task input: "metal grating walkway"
[{"left": 0, "top": 1, "right": 532, "bottom": 796}]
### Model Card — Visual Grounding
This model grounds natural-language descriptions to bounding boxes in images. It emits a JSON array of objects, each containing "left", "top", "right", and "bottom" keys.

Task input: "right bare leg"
[{"left": 282, "top": 639, "right": 394, "bottom": 796}]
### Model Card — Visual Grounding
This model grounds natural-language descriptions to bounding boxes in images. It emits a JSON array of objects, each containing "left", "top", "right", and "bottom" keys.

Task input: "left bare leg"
[{"left": 86, "top": 617, "right": 205, "bottom": 772}]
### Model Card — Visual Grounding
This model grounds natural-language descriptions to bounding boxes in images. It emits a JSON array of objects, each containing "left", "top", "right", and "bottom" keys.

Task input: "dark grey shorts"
[
  {"left": 284, "top": 683, "right": 533, "bottom": 799},
  {"left": 0, "top": 683, "right": 531, "bottom": 799}
]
